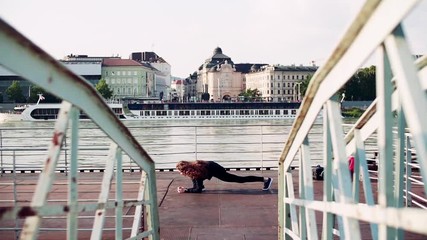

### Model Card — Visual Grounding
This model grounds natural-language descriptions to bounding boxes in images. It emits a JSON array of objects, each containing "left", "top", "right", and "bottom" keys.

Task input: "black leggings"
[{"left": 212, "top": 168, "right": 264, "bottom": 183}]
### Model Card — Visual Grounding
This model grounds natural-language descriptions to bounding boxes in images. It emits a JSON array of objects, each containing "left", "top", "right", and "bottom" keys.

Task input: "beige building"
[
  {"left": 245, "top": 64, "right": 318, "bottom": 102},
  {"left": 197, "top": 47, "right": 243, "bottom": 102}
]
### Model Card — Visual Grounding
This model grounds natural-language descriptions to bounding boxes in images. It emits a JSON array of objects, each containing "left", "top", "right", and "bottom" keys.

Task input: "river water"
[{"left": 0, "top": 117, "right": 359, "bottom": 172}]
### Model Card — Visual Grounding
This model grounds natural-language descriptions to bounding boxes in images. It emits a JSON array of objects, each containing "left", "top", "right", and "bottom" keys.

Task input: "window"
[
  {"left": 156, "top": 111, "right": 167, "bottom": 116},
  {"left": 277, "top": 83, "right": 280, "bottom": 87},
  {"left": 278, "top": 90, "right": 281, "bottom": 94}
]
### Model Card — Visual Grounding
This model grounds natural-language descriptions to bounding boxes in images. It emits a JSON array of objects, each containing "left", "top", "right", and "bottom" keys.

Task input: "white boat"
[
  {"left": 13, "top": 104, "right": 30, "bottom": 112},
  {"left": 19, "top": 102, "right": 301, "bottom": 121},
  {"left": 20, "top": 103, "right": 126, "bottom": 121},
  {"left": 124, "top": 102, "right": 300, "bottom": 120}
]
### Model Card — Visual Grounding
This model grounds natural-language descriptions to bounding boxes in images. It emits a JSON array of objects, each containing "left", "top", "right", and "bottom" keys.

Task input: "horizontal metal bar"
[
  {"left": 283, "top": 198, "right": 427, "bottom": 235},
  {"left": 0, "top": 200, "right": 149, "bottom": 220}
]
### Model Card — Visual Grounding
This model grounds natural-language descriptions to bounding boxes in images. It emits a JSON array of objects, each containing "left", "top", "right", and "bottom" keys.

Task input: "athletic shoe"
[{"left": 263, "top": 177, "right": 273, "bottom": 191}]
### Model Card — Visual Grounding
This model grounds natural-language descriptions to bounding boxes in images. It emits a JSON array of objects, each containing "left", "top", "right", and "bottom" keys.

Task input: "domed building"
[{"left": 196, "top": 47, "right": 243, "bottom": 102}]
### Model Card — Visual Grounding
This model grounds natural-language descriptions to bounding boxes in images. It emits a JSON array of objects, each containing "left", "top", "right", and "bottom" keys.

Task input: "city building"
[
  {"left": 170, "top": 79, "right": 184, "bottom": 102},
  {"left": 101, "top": 59, "right": 156, "bottom": 100},
  {"left": 245, "top": 64, "right": 318, "bottom": 102},
  {"left": 196, "top": 47, "right": 243, "bottom": 102},
  {"left": 131, "top": 52, "right": 171, "bottom": 101},
  {"left": 60, "top": 54, "right": 107, "bottom": 86}
]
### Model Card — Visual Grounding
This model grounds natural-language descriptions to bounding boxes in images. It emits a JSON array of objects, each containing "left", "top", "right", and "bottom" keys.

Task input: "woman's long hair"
[{"left": 176, "top": 160, "right": 209, "bottom": 179}]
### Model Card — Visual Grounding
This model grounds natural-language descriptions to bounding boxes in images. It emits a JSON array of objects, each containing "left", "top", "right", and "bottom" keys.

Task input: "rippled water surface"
[{"left": 0, "top": 118, "right": 360, "bottom": 171}]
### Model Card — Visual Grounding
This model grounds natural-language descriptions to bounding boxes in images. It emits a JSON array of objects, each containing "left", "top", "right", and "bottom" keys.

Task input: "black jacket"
[{"left": 184, "top": 161, "right": 222, "bottom": 193}]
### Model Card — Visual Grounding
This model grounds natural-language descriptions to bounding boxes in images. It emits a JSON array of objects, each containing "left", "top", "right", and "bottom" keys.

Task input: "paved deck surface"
[
  {"left": 0, "top": 170, "right": 425, "bottom": 239},
  {"left": 0, "top": 170, "right": 277, "bottom": 240}
]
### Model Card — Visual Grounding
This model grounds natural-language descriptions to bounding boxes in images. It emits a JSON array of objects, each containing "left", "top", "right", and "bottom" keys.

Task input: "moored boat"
[
  {"left": 20, "top": 103, "right": 126, "bottom": 121},
  {"left": 19, "top": 101, "right": 301, "bottom": 121},
  {"left": 125, "top": 102, "right": 300, "bottom": 120}
]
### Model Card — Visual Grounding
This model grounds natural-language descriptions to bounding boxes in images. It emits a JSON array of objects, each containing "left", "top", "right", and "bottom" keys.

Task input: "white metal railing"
[
  {"left": 0, "top": 18, "right": 159, "bottom": 239},
  {"left": 279, "top": 0, "right": 427, "bottom": 239},
  {"left": 0, "top": 124, "right": 315, "bottom": 173}
]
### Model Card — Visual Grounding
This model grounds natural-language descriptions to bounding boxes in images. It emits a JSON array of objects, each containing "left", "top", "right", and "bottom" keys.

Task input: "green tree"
[
  {"left": 343, "top": 66, "right": 376, "bottom": 101},
  {"left": 27, "top": 85, "right": 61, "bottom": 103},
  {"left": 28, "top": 85, "right": 45, "bottom": 103},
  {"left": 300, "top": 66, "right": 375, "bottom": 102},
  {"left": 5, "top": 81, "right": 26, "bottom": 103},
  {"left": 96, "top": 79, "right": 113, "bottom": 99},
  {"left": 239, "top": 88, "right": 261, "bottom": 101},
  {"left": 300, "top": 74, "right": 313, "bottom": 97}
]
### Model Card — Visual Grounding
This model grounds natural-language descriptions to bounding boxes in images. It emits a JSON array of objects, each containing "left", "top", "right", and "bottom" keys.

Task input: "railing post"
[
  {"left": 195, "top": 126, "right": 198, "bottom": 160},
  {"left": 261, "top": 126, "right": 264, "bottom": 172},
  {"left": 64, "top": 135, "right": 68, "bottom": 176},
  {"left": 13, "top": 150, "right": 18, "bottom": 239},
  {"left": 67, "top": 106, "right": 79, "bottom": 239},
  {"left": 278, "top": 160, "right": 284, "bottom": 240},
  {"left": 115, "top": 148, "right": 123, "bottom": 240},
  {"left": 405, "top": 135, "right": 412, "bottom": 207}
]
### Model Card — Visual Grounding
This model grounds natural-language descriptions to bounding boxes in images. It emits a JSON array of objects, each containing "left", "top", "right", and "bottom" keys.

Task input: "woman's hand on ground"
[{"left": 177, "top": 186, "right": 186, "bottom": 193}]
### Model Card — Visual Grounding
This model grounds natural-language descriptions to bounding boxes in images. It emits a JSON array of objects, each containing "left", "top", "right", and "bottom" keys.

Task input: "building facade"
[
  {"left": 245, "top": 64, "right": 318, "bottom": 102},
  {"left": 131, "top": 52, "right": 171, "bottom": 101},
  {"left": 102, "top": 59, "right": 156, "bottom": 99},
  {"left": 60, "top": 54, "right": 105, "bottom": 86},
  {"left": 196, "top": 47, "right": 243, "bottom": 102}
]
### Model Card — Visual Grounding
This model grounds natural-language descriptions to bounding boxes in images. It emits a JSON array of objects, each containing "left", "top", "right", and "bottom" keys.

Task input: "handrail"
[
  {"left": 278, "top": 0, "right": 427, "bottom": 239},
  {"left": 0, "top": 18, "right": 159, "bottom": 239}
]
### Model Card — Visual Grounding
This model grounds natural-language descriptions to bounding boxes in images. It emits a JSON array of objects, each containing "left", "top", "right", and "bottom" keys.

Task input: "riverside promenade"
[
  {"left": 0, "top": 170, "right": 425, "bottom": 239},
  {"left": 0, "top": 170, "right": 277, "bottom": 240}
]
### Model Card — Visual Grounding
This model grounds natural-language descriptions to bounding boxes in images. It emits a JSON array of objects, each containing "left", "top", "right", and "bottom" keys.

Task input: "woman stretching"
[{"left": 176, "top": 160, "right": 273, "bottom": 193}]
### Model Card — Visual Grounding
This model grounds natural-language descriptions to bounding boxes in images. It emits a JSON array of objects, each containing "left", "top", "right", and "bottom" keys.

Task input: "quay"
[{"left": 1, "top": 170, "right": 425, "bottom": 240}]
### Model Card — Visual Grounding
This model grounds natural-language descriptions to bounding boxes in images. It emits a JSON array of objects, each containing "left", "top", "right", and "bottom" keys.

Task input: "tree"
[
  {"left": 96, "top": 79, "right": 113, "bottom": 99},
  {"left": 5, "top": 81, "right": 26, "bottom": 103},
  {"left": 300, "top": 66, "right": 376, "bottom": 102},
  {"left": 28, "top": 85, "right": 45, "bottom": 103},
  {"left": 342, "top": 66, "right": 376, "bottom": 101},
  {"left": 27, "top": 85, "right": 61, "bottom": 103},
  {"left": 300, "top": 74, "right": 313, "bottom": 97},
  {"left": 239, "top": 88, "right": 262, "bottom": 101}
]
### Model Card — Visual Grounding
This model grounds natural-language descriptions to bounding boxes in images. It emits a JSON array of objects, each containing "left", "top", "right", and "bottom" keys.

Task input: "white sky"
[{"left": 1, "top": 0, "right": 426, "bottom": 78}]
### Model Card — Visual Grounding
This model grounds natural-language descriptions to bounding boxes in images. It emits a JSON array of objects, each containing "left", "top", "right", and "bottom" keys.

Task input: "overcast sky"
[{"left": 1, "top": 0, "right": 426, "bottom": 78}]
